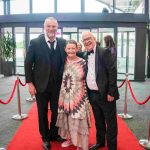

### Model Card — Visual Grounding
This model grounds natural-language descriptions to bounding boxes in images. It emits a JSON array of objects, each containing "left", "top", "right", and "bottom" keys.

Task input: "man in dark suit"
[
  {"left": 25, "top": 17, "right": 66, "bottom": 150},
  {"left": 82, "top": 32, "right": 119, "bottom": 150}
]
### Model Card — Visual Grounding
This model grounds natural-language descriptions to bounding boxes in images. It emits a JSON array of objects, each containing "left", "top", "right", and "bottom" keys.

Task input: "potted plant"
[{"left": 0, "top": 31, "right": 16, "bottom": 76}]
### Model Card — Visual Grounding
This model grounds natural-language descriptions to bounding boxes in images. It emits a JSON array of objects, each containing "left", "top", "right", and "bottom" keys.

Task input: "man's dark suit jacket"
[
  {"left": 77, "top": 45, "right": 119, "bottom": 100},
  {"left": 25, "top": 34, "right": 66, "bottom": 93}
]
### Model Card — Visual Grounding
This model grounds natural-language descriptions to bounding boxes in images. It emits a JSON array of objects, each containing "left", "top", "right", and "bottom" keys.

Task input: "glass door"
[
  {"left": 29, "top": 27, "right": 43, "bottom": 40},
  {"left": 15, "top": 27, "right": 26, "bottom": 75},
  {"left": 62, "top": 27, "right": 77, "bottom": 41},
  {"left": 117, "top": 27, "right": 135, "bottom": 80},
  {"left": 98, "top": 28, "right": 114, "bottom": 47}
]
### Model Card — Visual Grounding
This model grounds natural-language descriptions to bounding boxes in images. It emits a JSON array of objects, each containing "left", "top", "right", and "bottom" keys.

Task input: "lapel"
[
  {"left": 95, "top": 45, "right": 99, "bottom": 79},
  {"left": 39, "top": 34, "right": 51, "bottom": 55}
]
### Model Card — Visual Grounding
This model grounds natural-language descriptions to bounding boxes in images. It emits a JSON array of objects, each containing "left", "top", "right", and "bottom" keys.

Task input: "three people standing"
[{"left": 25, "top": 16, "right": 119, "bottom": 150}]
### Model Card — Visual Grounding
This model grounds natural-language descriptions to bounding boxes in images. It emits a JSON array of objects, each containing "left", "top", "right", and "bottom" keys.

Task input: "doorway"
[{"left": 117, "top": 27, "right": 135, "bottom": 80}]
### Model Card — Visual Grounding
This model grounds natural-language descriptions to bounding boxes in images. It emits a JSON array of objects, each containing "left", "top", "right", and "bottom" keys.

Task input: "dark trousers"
[
  {"left": 36, "top": 79, "right": 61, "bottom": 142},
  {"left": 88, "top": 90, "right": 118, "bottom": 150}
]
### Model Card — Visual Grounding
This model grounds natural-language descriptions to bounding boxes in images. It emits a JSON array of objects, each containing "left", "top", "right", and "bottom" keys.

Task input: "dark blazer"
[
  {"left": 25, "top": 34, "right": 66, "bottom": 92},
  {"left": 77, "top": 45, "right": 119, "bottom": 100}
]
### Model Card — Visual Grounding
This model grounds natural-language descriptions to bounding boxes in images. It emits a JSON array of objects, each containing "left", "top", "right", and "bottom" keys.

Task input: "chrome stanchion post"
[
  {"left": 139, "top": 121, "right": 150, "bottom": 149},
  {"left": 12, "top": 75, "right": 28, "bottom": 120},
  {"left": 118, "top": 73, "right": 133, "bottom": 119}
]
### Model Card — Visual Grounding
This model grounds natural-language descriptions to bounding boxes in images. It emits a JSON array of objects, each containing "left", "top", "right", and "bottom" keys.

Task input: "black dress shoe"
[
  {"left": 55, "top": 136, "right": 66, "bottom": 142},
  {"left": 51, "top": 135, "right": 66, "bottom": 142},
  {"left": 43, "top": 141, "right": 51, "bottom": 150},
  {"left": 89, "top": 143, "right": 105, "bottom": 150}
]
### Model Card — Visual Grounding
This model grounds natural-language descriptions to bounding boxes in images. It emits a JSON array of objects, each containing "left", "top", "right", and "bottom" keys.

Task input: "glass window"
[
  {"left": 0, "top": 0, "right": 4, "bottom": 15},
  {"left": 15, "top": 27, "right": 26, "bottom": 75},
  {"left": 29, "top": 28, "right": 43, "bottom": 40},
  {"left": 115, "top": 0, "right": 144, "bottom": 14},
  {"left": 117, "top": 27, "right": 135, "bottom": 80},
  {"left": 98, "top": 28, "right": 114, "bottom": 47},
  {"left": 10, "top": 0, "right": 29, "bottom": 14},
  {"left": 32, "top": 0, "right": 54, "bottom": 13},
  {"left": 2, "top": 28, "right": 12, "bottom": 33},
  {"left": 62, "top": 27, "right": 77, "bottom": 41},
  {"left": 91, "top": 28, "right": 98, "bottom": 39},
  {"left": 149, "top": 1, "right": 150, "bottom": 18},
  {"left": 85, "top": 0, "right": 111, "bottom": 13},
  {"left": 57, "top": 0, "right": 81, "bottom": 13},
  {"left": 1, "top": 28, "right": 13, "bottom": 62},
  {"left": 63, "top": 27, "right": 77, "bottom": 32}
]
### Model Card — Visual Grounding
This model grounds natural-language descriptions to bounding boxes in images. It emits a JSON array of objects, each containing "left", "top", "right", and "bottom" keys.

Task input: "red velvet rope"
[
  {"left": 19, "top": 79, "right": 26, "bottom": 86},
  {"left": 118, "top": 79, "right": 126, "bottom": 88},
  {"left": 127, "top": 80, "right": 150, "bottom": 105},
  {"left": 0, "top": 80, "right": 18, "bottom": 104}
]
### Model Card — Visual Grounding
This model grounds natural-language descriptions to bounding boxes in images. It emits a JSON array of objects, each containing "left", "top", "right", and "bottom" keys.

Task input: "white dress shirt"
[
  {"left": 86, "top": 45, "right": 99, "bottom": 90},
  {"left": 45, "top": 34, "right": 57, "bottom": 50}
]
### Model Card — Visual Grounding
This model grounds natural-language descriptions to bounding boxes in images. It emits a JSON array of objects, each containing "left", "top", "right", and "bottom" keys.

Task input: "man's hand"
[
  {"left": 28, "top": 82, "right": 36, "bottom": 96},
  {"left": 107, "top": 94, "right": 114, "bottom": 102}
]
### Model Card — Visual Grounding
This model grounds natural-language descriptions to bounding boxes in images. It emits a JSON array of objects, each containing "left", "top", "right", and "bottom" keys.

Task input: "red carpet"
[{"left": 7, "top": 103, "right": 144, "bottom": 150}]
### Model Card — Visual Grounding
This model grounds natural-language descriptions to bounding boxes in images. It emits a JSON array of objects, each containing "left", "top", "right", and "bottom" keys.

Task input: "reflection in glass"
[
  {"left": 10, "top": 0, "right": 29, "bottom": 14},
  {"left": 0, "top": 1, "right": 4, "bottom": 15},
  {"left": 149, "top": 1, "right": 150, "bottom": 18},
  {"left": 57, "top": 0, "right": 81, "bottom": 13},
  {"left": 15, "top": 27, "right": 26, "bottom": 75},
  {"left": 32, "top": 0, "right": 54, "bottom": 13},
  {"left": 63, "top": 34, "right": 71, "bottom": 40},
  {"left": 63, "top": 33, "right": 77, "bottom": 41},
  {"left": 98, "top": 28, "right": 114, "bottom": 47},
  {"left": 117, "top": 28, "right": 135, "bottom": 80},
  {"left": 115, "top": 0, "right": 144, "bottom": 14},
  {"left": 29, "top": 28, "right": 43, "bottom": 40},
  {"left": 91, "top": 28, "right": 98, "bottom": 40},
  {"left": 62, "top": 27, "right": 77, "bottom": 40},
  {"left": 2, "top": 28, "right": 12, "bottom": 33},
  {"left": 85, "top": 0, "right": 111, "bottom": 13}
]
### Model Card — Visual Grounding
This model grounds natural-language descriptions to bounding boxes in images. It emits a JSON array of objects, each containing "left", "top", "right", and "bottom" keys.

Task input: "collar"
[
  {"left": 44, "top": 33, "right": 56, "bottom": 43},
  {"left": 87, "top": 44, "right": 96, "bottom": 54},
  {"left": 93, "top": 45, "right": 96, "bottom": 53}
]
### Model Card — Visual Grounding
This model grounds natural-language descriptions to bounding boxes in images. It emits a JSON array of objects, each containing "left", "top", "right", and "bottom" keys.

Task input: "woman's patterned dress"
[{"left": 56, "top": 58, "right": 91, "bottom": 150}]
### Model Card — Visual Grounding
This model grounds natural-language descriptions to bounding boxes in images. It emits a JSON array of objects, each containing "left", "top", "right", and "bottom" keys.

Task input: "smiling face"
[
  {"left": 82, "top": 32, "right": 96, "bottom": 51},
  {"left": 44, "top": 17, "right": 58, "bottom": 41},
  {"left": 65, "top": 41, "right": 78, "bottom": 59}
]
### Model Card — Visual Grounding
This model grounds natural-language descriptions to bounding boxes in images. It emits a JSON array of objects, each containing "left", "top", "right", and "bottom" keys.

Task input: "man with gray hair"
[
  {"left": 25, "top": 17, "right": 66, "bottom": 149},
  {"left": 82, "top": 32, "right": 119, "bottom": 150}
]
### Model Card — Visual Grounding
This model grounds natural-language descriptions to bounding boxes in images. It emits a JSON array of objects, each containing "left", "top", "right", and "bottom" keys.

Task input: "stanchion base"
[
  {"left": 118, "top": 113, "right": 133, "bottom": 119},
  {"left": 139, "top": 139, "right": 150, "bottom": 149},
  {"left": 0, "top": 148, "right": 6, "bottom": 150},
  {"left": 26, "top": 97, "right": 36, "bottom": 102},
  {"left": 12, "top": 114, "right": 28, "bottom": 120}
]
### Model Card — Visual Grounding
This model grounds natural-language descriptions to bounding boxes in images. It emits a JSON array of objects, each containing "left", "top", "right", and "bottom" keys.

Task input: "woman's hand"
[{"left": 28, "top": 82, "right": 37, "bottom": 96}]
